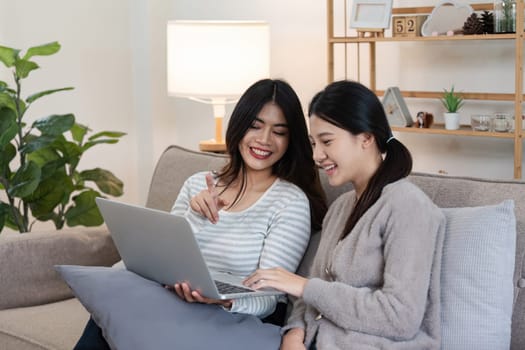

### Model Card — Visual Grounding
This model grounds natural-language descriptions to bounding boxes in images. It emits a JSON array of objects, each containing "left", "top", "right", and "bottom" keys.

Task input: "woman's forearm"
[{"left": 281, "top": 328, "right": 306, "bottom": 350}]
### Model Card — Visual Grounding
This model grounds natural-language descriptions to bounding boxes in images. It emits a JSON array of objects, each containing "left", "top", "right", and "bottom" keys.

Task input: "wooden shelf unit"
[{"left": 327, "top": 0, "right": 524, "bottom": 179}]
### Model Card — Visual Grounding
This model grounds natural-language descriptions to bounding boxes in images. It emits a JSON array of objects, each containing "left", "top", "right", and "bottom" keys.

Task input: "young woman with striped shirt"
[{"left": 73, "top": 78, "right": 327, "bottom": 350}]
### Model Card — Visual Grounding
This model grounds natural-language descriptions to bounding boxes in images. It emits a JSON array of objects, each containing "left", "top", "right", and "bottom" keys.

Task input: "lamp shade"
[{"left": 167, "top": 20, "right": 270, "bottom": 99}]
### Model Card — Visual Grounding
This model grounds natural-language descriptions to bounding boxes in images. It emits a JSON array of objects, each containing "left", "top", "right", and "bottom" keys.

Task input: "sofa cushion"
[
  {"left": 512, "top": 230, "right": 525, "bottom": 349},
  {"left": 146, "top": 145, "right": 228, "bottom": 211},
  {"left": 0, "top": 298, "right": 89, "bottom": 350},
  {"left": 56, "top": 265, "right": 281, "bottom": 350},
  {"left": 441, "top": 200, "right": 516, "bottom": 350},
  {"left": 407, "top": 173, "right": 525, "bottom": 350},
  {"left": 0, "top": 227, "right": 120, "bottom": 310}
]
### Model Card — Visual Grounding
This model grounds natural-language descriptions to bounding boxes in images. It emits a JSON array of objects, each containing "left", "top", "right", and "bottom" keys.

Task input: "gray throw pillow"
[
  {"left": 56, "top": 265, "right": 281, "bottom": 350},
  {"left": 440, "top": 200, "right": 516, "bottom": 350}
]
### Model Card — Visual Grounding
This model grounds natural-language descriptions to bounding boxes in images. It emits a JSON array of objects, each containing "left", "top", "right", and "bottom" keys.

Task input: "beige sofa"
[{"left": 0, "top": 145, "right": 524, "bottom": 350}]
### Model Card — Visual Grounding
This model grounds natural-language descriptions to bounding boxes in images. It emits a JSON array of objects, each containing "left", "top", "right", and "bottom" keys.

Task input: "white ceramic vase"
[{"left": 444, "top": 112, "right": 460, "bottom": 130}]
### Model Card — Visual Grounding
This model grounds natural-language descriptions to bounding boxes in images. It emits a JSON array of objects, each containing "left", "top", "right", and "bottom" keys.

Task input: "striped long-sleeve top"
[{"left": 171, "top": 171, "right": 311, "bottom": 317}]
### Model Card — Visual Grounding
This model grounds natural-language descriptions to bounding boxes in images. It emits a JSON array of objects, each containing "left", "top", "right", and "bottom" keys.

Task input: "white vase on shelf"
[{"left": 444, "top": 112, "right": 460, "bottom": 130}]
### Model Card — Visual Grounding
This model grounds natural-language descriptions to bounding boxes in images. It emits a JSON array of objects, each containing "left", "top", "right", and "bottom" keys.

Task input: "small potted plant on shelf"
[{"left": 441, "top": 86, "right": 464, "bottom": 130}]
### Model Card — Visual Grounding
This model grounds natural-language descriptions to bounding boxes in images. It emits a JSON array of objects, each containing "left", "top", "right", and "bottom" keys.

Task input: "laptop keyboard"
[{"left": 214, "top": 280, "right": 254, "bottom": 294}]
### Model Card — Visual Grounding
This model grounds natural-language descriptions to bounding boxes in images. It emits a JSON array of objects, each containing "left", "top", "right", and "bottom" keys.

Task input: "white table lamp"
[{"left": 167, "top": 20, "right": 270, "bottom": 151}]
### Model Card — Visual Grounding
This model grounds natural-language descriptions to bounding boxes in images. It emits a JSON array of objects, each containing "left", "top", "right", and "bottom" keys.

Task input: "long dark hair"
[
  {"left": 308, "top": 80, "right": 412, "bottom": 239},
  {"left": 218, "top": 78, "right": 327, "bottom": 230}
]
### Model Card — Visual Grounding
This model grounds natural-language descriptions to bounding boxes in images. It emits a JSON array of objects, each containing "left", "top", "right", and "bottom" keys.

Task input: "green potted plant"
[
  {"left": 441, "top": 86, "right": 464, "bottom": 130},
  {"left": 0, "top": 42, "right": 125, "bottom": 233}
]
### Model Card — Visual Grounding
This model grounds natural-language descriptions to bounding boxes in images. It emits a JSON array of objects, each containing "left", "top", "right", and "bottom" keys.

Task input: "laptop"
[{"left": 96, "top": 197, "right": 284, "bottom": 300}]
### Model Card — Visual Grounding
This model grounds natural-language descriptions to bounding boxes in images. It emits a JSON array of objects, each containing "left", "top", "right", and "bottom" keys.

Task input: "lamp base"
[{"left": 199, "top": 139, "right": 227, "bottom": 153}]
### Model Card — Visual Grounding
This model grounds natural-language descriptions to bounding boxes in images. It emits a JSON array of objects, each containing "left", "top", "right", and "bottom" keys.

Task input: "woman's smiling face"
[
  {"left": 239, "top": 102, "right": 289, "bottom": 174},
  {"left": 309, "top": 114, "right": 370, "bottom": 188}
]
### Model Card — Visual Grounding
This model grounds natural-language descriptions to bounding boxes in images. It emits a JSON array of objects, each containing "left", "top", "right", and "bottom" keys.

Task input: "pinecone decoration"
[
  {"left": 480, "top": 10, "right": 494, "bottom": 34},
  {"left": 463, "top": 13, "right": 484, "bottom": 35}
]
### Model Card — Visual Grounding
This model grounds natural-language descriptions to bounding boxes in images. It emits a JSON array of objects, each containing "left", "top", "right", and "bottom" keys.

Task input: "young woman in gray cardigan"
[{"left": 245, "top": 80, "right": 446, "bottom": 350}]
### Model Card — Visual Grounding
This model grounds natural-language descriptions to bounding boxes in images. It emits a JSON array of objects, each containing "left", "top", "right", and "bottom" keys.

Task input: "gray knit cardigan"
[{"left": 284, "top": 179, "right": 446, "bottom": 350}]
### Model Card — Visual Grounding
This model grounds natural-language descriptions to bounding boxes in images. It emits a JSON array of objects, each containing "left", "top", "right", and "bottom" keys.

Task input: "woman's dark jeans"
[{"left": 73, "top": 317, "right": 110, "bottom": 350}]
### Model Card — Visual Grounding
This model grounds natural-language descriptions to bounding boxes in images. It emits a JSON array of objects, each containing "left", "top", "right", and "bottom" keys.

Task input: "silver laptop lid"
[{"left": 96, "top": 198, "right": 283, "bottom": 299}]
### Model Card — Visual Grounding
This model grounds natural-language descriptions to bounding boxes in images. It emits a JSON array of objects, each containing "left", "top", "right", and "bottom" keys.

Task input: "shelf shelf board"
[
  {"left": 374, "top": 90, "right": 521, "bottom": 101},
  {"left": 330, "top": 33, "right": 517, "bottom": 44},
  {"left": 390, "top": 3, "right": 493, "bottom": 15},
  {"left": 392, "top": 124, "right": 516, "bottom": 138}
]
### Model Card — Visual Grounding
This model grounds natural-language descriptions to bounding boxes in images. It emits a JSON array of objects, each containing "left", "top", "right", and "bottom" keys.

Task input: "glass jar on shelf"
[
  {"left": 509, "top": 115, "right": 525, "bottom": 132},
  {"left": 493, "top": 113, "right": 511, "bottom": 132},
  {"left": 494, "top": 0, "right": 516, "bottom": 33}
]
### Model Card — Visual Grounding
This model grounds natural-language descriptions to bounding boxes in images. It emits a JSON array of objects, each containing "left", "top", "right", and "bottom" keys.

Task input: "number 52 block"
[{"left": 392, "top": 16, "right": 427, "bottom": 37}]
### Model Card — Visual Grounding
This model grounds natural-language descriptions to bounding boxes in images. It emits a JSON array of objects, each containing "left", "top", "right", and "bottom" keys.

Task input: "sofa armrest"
[{"left": 0, "top": 226, "right": 120, "bottom": 310}]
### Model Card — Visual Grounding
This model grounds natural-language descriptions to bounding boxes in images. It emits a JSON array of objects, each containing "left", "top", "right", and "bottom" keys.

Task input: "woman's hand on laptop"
[
  {"left": 169, "top": 282, "right": 233, "bottom": 309},
  {"left": 243, "top": 267, "right": 308, "bottom": 298},
  {"left": 189, "top": 172, "right": 229, "bottom": 224}
]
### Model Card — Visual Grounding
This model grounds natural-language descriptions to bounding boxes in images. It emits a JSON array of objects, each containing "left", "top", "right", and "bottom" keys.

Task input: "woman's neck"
[
  {"left": 242, "top": 168, "right": 277, "bottom": 193},
  {"left": 353, "top": 153, "right": 383, "bottom": 199},
  {"left": 219, "top": 168, "right": 277, "bottom": 212}
]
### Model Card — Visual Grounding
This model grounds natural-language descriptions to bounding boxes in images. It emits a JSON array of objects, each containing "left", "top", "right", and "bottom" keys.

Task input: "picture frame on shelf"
[
  {"left": 349, "top": 0, "right": 393, "bottom": 30},
  {"left": 382, "top": 87, "right": 413, "bottom": 127}
]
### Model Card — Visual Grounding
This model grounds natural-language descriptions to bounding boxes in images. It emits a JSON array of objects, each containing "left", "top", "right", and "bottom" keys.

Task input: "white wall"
[
  {"left": 0, "top": 0, "right": 140, "bottom": 209},
  {"left": 1, "top": 0, "right": 522, "bottom": 232}
]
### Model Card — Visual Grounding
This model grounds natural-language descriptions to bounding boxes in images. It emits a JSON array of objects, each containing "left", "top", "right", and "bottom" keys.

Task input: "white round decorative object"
[{"left": 421, "top": 0, "right": 474, "bottom": 37}]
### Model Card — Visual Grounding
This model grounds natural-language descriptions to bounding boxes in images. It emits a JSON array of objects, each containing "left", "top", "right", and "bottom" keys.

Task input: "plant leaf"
[
  {"left": 23, "top": 42, "right": 61, "bottom": 60},
  {"left": 82, "top": 139, "right": 119, "bottom": 151},
  {"left": 80, "top": 168, "right": 124, "bottom": 196},
  {"left": 27, "top": 171, "right": 74, "bottom": 218},
  {"left": 26, "top": 87, "right": 74, "bottom": 104},
  {"left": 15, "top": 59, "right": 39, "bottom": 79},
  {"left": 0, "top": 92, "right": 17, "bottom": 111},
  {"left": 33, "top": 114, "right": 75, "bottom": 136},
  {"left": 20, "top": 135, "right": 58, "bottom": 154},
  {"left": 0, "top": 46, "right": 20, "bottom": 67},
  {"left": 0, "top": 93, "right": 26, "bottom": 116},
  {"left": 27, "top": 147, "right": 66, "bottom": 181},
  {"left": 27, "top": 146, "right": 60, "bottom": 166},
  {"left": 0, "top": 202, "right": 17, "bottom": 233},
  {"left": 441, "top": 86, "right": 464, "bottom": 113},
  {"left": 83, "top": 131, "right": 126, "bottom": 150},
  {"left": 65, "top": 190, "right": 104, "bottom": 227},
  {"left": 0, "top": 143, "right": 16, "bottom": 177},
  {"left": 41, "top": 158, "right": 68, "bottom": 181},
  {"left": 52, "top": 138, "right": 82, "bottom": 164},
  {"left": 0, "top": 202, "right": 9, "bottom": 232},
  {"left": 0, "top": 200, "right": 23, "bottom": 231},
  {"left": 88, "top": 131, "right": 127, "bottom": 140},
  {"left": 0, "top": 82, "right": 16, "bottom": 96},
  {"left": 70, "top": 123, "right": 89, "bottom": 144},
  {"left": 0, "top": 108, "right": 18, "bottom": 147},
  {"left": 8, "top": 161, "right": 41, "bottom": 198}
]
